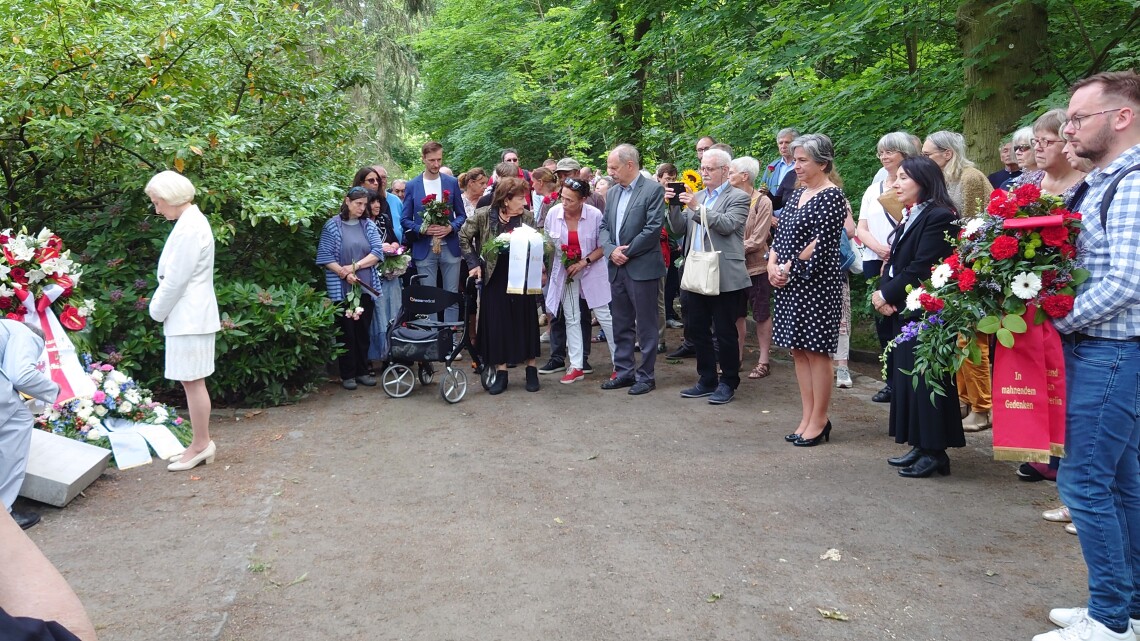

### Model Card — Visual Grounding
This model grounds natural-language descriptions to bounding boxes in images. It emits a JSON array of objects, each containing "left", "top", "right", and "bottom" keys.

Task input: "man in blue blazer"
[
  {"left": 599, "top": 144, "right": 666, "bottom": 395},
  {"left": 401, "top": 141, "right": 468, "bottom": 322}
]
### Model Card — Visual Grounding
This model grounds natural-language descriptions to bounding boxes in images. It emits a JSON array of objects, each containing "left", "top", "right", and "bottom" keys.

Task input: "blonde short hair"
[{"left": 144, "top": 170, "right": 196, "bottom": 206}]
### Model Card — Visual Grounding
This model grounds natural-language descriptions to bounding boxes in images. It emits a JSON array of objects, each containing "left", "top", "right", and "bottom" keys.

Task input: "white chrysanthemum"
[
  {"left": 963, "top": 218, "right": 986, "bottom": 238},
  {"left": 125, "top": 388, "right": 141, "bottom": 404},
  {"left": 110, "top": 370, "right": 128, "bottom": 385},
  {"left": 103, "top": 381, "right": 120, "bottom": 398},
  {"left": 930, "top": 263, "right": 953, "bottom": 289},
  {"left": 94, "top": 405, "right": 108, "bottom": 417},
  {"left": 119, "top": 401, "right": 133, "bottom": 414},
  {"left": 90, "top": 370, "right": 104, "bottom": 383},
  {"left": 1011, "top": 272, "right": 1042, "bottom": 300},
  {"left": 906, "top": 287, "right": 926, "bottom": 312}
]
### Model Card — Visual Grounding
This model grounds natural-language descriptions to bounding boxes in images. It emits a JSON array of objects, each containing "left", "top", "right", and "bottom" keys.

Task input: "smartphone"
[{"left": 667, "top": 182, "right": 686, "bottom": 206}]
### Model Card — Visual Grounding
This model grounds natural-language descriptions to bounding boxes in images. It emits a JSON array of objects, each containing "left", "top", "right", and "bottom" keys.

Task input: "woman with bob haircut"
[
  {"left": 871, "top": 156, "right": 965, "bottom": 478},
  {"left": 145, "top": 170, "right": 221, "bottom": 472}
]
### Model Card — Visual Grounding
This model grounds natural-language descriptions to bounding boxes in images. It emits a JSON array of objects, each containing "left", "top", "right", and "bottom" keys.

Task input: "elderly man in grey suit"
[
  {"left": 667, "top": 148, "right": 751, "bottom": 404},
  {"left": 599, "top": 144, "right": 666, "bottom": 395},
  {"left": 0, "top": 321, "right": 60, "bottom": 529}
]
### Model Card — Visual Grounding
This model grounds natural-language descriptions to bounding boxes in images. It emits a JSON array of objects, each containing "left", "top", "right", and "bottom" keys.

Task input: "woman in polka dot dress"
[{"left": 768, "top": 133, "right": 846, "bottom": 447}]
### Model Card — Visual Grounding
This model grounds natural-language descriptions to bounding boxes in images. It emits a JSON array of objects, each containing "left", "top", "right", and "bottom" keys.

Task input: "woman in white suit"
[{"left": 145, "top": 171, "right": 221, "bottom": 472}]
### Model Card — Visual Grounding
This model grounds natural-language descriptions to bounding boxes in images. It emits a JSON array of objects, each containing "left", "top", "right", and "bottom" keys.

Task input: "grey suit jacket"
[
  {"left": 668, "top": 184, "right": 752, "bottom": 293},
  {"left": 0, "top": 320, "right": 58, "bottom": 427},
  {"left": 600, "top": 175, "right": 667, "bottom": 282}
]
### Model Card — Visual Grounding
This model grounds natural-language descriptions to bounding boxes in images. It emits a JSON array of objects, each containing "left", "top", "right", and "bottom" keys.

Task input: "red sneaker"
[{"left": 560, "top": 368, "right": 585, "bottom": 384}]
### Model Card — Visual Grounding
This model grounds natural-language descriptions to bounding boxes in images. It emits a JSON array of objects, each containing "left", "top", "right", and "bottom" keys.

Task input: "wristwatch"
[{"left": 585, "top": 256, "right": 592, "bottom": 265}]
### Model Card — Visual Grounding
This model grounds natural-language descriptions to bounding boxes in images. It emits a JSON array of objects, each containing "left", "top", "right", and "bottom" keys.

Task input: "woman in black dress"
[
  {"left": 870, "top": 156, "right": 964, "bottom": 477},
  {"left": 459, "top": 177, "right": 543, "bottom": 394},
  {"left": 768, "top": 133, "right": 846, "bottom": 447}
]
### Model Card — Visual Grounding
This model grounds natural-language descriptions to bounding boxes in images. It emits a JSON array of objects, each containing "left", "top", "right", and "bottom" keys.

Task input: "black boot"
[
  {"left": 488, "top": 370, "right": 508, "bottom": 395},
  {"left": 898, "top": 450, "right": 951, "bottom": 478},
  {"left": 887, "top": 447, "right": 922, "bottom": 468},
  {"left": 525, "top": 366, "right": 540, "bottom": 392}
]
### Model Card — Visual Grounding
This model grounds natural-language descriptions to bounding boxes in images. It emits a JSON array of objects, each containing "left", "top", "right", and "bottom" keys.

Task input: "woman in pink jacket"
[{"left": 543, "top": 179, "right": 616, "bottom": 384}]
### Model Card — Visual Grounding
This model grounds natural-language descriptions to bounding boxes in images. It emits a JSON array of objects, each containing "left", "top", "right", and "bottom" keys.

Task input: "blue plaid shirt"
[{"left": 1053, "top": 143, "right": 1140, "bottom": 339}]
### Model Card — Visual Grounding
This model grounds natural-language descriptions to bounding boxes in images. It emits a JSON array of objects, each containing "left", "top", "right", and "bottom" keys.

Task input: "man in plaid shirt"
[{"left": 1038, "top": 71, "right": 1140, "bottom": 641}]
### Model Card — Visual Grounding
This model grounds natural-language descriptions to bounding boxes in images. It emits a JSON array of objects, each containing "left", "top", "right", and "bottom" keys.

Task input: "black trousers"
[
  {"left": 335, "top": 297, "right": 375, "bottom": 379},
  {"left": 688, "top": 288, "right": 745, "bottom": 389}
]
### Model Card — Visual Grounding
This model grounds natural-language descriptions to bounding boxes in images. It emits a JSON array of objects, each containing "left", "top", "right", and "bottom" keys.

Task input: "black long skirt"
[
  {"left": 478, "top": 258, "right": 540, "bottom": 366},
  {"left": 887, "top": 315, "right": 966, "bottom": 450}
]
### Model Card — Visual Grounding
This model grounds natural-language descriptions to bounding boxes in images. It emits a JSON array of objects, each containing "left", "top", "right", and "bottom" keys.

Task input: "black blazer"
[{"left": 880, "top": 203, "right": 958, "bottom": 312}]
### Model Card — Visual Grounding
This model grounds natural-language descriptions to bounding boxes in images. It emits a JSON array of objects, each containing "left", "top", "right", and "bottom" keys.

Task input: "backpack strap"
[{"left": 1100, "top": 162, "right": 1140, "bottom": 230}]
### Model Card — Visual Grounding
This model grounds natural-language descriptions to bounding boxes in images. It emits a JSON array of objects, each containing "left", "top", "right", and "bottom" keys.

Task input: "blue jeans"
[
  {"left": 414, "top": 246, "right": 460, "bottom": 322},
  {"left": 368, "top": 278, "right": 403, "bottom": 362},
  {"left": 1058, "top": 338, "right": 1140, "bottom": 630}
]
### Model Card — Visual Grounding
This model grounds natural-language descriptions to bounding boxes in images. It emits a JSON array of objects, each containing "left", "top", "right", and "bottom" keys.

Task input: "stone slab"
[{"left": 20, "top": 429, "right": 112, "bottom": 507}]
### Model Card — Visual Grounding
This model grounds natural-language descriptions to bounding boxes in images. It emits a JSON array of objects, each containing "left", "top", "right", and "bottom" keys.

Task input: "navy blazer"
[
  {"left": 400, "top": 172, "right": 468, "bottom": 260},
  {"left": 880, "top": 203, "right": 958, "bottom": 312},
  {"left": 599, "top": 175, "right": 667, "bottom": 282}
]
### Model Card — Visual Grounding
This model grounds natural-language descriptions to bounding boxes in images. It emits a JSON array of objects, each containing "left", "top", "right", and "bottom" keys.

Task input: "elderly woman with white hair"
[
  {"left": 145, "top": 170, "right": 221, "bottom": 472},
  {"left": 729, "top": 155, "right": 775, "bottom": 378},
  {"left": 922, "top": 131, "right": 991, "bottom": 217},
  {"left": 1005, "top": 126, "right": 1042, "bottom": 188},
  {"left": 768, "top": 134, "right": 846, "bottom": 446},
  {"left": 857, "top": 132, "right": 919, "bottom": 402}
]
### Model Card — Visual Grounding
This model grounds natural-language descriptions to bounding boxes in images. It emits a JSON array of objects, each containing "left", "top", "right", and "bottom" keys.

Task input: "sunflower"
[{"left": 681, "top": 169, "right": 703, "bottom": 192}]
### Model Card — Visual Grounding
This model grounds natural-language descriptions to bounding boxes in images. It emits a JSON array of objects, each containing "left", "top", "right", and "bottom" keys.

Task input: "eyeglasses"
[
  {"left": 1065, "top": 108, "right": 1124, "bottom": 130},
  {"left": 364, "top": 177, "right": 380, "bottom": 185},
  {"left": 1031, "top": 138, "right": 1063, "bottom": 148},
  {"left": 699, "top": 165, "right": 725, "bottom": 173},
  {"left": 877, "top": 150, "right": 901, "bottom": 158},
  {"left": 921, "top": 149, "right": 947, "bottom": 158},
  {"left": 1012, "top": 144, "right": 1032, "bottom": 152}
]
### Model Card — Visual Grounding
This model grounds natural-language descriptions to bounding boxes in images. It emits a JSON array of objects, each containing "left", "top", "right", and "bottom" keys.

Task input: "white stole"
[{"left": 506, "top": 224, "right": 544, "bottom": 295}]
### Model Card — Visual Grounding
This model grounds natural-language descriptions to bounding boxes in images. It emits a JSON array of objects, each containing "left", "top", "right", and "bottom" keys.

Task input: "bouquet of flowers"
[
  {"left": 481, "top": 231, "right": 512, "bottom": 260},
  {"left": 681, "top": 169, "right": 703, "bottom": 193},
  {"left": 560, "top": 244, "right": 582, "bottom": 268},
  {"left": 380, "top": 245, "right": 411, "bottom": 280},
  {"left": 419, "top": 191, "right": 453, "bottom": 254},
  {"left": 888, "top": 183, "right": 1086, "bottom": 396},
  {"left": 0, "top": 227, "right": 94, "bottom": 327},
  {"left": 35, "top": 358, "right": 191, "bottom": 465}
]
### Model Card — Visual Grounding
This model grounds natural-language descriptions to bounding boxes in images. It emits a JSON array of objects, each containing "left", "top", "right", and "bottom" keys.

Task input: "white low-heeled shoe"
[
  {"left": 167, "top": 441, "right": 216, "bottom": 471},
  {"left": 1065, "top": 522, "right": 1077, "bottom": 535},
  {"left": 1043, "top": 505, "right": 1071, "bottom": 523},
  {"left": 165, "top": 451, "right": 186, "bottom": 462}
]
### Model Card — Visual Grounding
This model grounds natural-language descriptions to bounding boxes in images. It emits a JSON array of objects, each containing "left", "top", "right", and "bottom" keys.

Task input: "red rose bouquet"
[
  {"left": 889, "top": 184, "right": 1085, "bottom": 397},
  {"left": 560, "top": 244, "right": 582, "bottom": 268},
  {"left": 419, "top": 191, "right": 453, "bottom": 254}
]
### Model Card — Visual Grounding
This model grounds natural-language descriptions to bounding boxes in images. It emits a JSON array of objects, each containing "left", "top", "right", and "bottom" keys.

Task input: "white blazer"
[{"left": 149, "top": 205, "right": 221, "bottom": 336}]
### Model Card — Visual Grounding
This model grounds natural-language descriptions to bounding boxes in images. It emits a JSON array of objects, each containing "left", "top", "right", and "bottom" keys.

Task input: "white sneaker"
[
  {"left": 1050, "top": 609, "right": 1140, "bottom": 635},
  {"left": 1043, "top": 506, "right": 1072, "bottom": 523},
  {"left": 1035, "top": 611, "right": 1137, "bottom": 640},
  {"left": 835, "top": 367, "right": 853, "bottom": 388}
]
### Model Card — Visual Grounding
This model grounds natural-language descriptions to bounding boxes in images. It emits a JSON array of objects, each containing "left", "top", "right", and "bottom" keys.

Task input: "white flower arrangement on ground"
[{"left": 35, "top": 357, "right": 191, "bottom": 465}]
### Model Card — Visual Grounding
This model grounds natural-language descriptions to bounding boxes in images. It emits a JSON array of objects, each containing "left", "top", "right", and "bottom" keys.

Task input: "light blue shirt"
[
  {"left": 614, "top": 174, "right": 640, "bottom": 244},
  {"left": 762, "top": 158, "right": 793, "bottom": 194},
  {"left": 693, "top": 181, "right": 728, "bottom": 252}
]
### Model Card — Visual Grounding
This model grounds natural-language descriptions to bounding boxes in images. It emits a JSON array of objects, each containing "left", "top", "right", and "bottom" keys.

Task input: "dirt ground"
[{"left": 22, "top": 332, "right": 1084, "bottom": 641}]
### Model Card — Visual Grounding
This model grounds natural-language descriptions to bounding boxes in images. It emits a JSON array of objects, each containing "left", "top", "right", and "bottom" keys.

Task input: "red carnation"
[
  {"left": 1041, "top": 269, "right": 1059, "bottom": 290},
  {"left": 1061, "top": 243, "right": 1077, "bottom": 258},
  {"left": 919, "top": 292, "right": 945, "bottom": 312},
  {"left": 991, "top": 235, "right": 1020, "bottom": 260},
  {"left": 1014, "top": 183, "right": 1042, "bottom": 206},
  {"left": 957, "top": 268, "right": 977, "bottom": 292},
  {"left": 1040, "top": 225, "right": 1069, "bottom": 247},
  {"left": 944, "top": 253, "right": 961, "bottom": 273},
  {"left": 1064, "top": 211, "right": 1082, "bottom": 222},
  {"left": 1042, "top": 294, "right": 1075, "bottom": 319},
  {"left": 986, "top": 194, "right": 1019, "bottom": 218}
]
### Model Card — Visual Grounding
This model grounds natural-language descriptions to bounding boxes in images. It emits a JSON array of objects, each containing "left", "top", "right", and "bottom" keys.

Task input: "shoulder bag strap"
[{"left": 1100, "top": 163, "right": 1140, "bottom": 230}]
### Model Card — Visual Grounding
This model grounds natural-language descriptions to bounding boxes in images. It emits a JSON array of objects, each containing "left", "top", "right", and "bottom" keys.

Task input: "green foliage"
[{"left": 1, "top": 0, "right": 382, "bottom": 406}]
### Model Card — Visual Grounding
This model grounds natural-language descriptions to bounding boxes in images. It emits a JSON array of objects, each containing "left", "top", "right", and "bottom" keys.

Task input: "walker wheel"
[
  {"left": 419, "top": 362, "right": 435, "bottom": 385},
  {"left": 382, "top": 364, "right": 415, "bottom": 398},
  {"left": 440, "top": 367, "right": 468, "bottom": 403},
  {"left": 481, "top": 367, "right": 497, "bottom": 391}
]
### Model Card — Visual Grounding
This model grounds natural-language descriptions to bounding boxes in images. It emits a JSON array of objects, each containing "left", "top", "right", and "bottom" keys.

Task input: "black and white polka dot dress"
[{"left": 771, "top": 186, "right": 845, "bottom": 354}]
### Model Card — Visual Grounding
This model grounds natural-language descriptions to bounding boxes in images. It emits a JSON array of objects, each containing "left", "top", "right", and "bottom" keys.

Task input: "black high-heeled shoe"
[
  {"left": 793, "top": 420, "right": 832, "bottom": 447},
  {"left": 898, "top": 451, "right": 951, "bottom": 478},
  {"left": 887, "top": 447, "right": 922, "bottom": 468},
  {"left": 784, "top": 432, "right": 801, "bottom": 442}
]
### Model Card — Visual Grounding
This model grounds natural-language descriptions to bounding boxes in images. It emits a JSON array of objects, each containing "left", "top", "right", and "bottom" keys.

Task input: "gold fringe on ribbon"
[{"left": 993, "top": 446, "right": 1054, "bottom": 464}]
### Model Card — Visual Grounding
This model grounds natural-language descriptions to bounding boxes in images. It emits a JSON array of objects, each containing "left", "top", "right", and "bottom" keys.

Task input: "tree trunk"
[
  {"left": 612, "top": 15, "right": 652, "bottom": 143},
  {"left": 956, "top": 0, "right": 1049, "bottom": 174}
]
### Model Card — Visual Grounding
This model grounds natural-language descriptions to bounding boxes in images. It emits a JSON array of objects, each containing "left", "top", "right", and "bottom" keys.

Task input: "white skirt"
[{"left": 165, "top": 333, "right": 217, "bottom": 381}]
